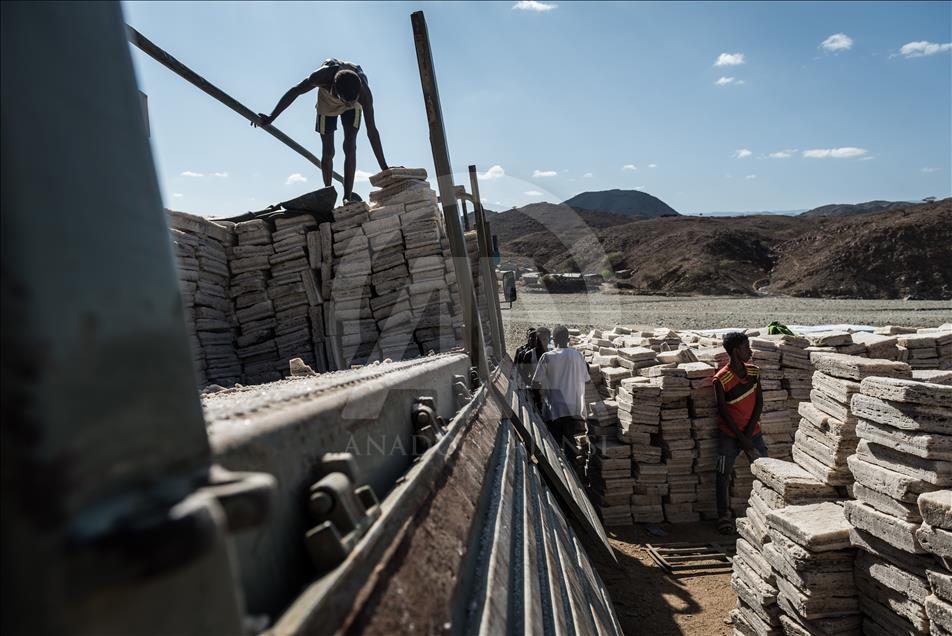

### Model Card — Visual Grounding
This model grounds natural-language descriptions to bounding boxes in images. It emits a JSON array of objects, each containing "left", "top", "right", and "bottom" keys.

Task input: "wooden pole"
[
  {"left": 125, "top": 25, "right": 344, "bottom": 184},
  {"left": 469, "top": 165, "right": 506, "bottom": 357},
  {"left": 410, "top": 11, "right": 489, "bottom": 380}
]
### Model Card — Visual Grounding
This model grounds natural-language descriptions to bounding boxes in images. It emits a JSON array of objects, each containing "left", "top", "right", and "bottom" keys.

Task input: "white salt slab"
[
  {"left": 850, "top": 393, "right": 952, "bottom": 435},
  {"left": 860, "top": 376, "right": 952, "bottom": 406},
  {"left": 918, "top": 490, "right": 952, "bottom": 529},
  {"left": 813, "top": 353, "right": 912, "bottom": 381},
  {"left": 766, "top": 502, "right": 852, "bottom": 551}
]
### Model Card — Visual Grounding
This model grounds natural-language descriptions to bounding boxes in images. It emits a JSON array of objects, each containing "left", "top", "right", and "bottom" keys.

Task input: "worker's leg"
[
  {"left": 715, "top": 433, "right": 740, "bottom": 526},
  {"left": 316, "top": 113, "right": 338, "bottom": 189},
  {"left": 342, "top": 120, "right": 358, "bottom": 200},
  {"left": 320, "top": 131, "right": 335, "bottom": 188}
]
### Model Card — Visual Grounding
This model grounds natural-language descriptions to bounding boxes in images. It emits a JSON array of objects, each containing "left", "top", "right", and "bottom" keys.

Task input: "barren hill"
[
  {"left": 562, "top": 189, "right": 679, "bottom": 218},
  {"left": 800, "top": 199, "right": 911, "bottom": 218},
  {"left": 491, "top": 198, "right": 952, "bottom": 299}
]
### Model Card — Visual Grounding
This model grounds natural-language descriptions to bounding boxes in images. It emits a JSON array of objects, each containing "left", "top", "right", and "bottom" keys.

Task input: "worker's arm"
[
  {"left": 713, "top": 380, "right": 754, "bottom": 451},
  {"left": 359, "top": 86, "right": 388, "bottom": 171},
  {"left": 254, "top": 68, "right": 329, "bottom": 127}
]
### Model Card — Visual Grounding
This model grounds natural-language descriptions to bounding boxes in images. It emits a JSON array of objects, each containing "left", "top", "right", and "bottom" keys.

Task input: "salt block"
[
  {"left": 859, "top": 597, "right": 926, "bottom": 636},
  {"left": 854, "top": 570, "right": 930, "bottom": 632},
  {"left": 856, "top": 419, "right": 952, "bottom": 461},
  {"left": 776, "top": 600, "right": 861, "bottom": 636},
  {"left": 926, "top": 594, "right": 952, "bottom": 634},
  {"left": 736, "top": 538, "right": 775, "bottom": 585},
  {"left": 848, "top": 455, "right": 933, "bottom": 502},
  {"left": 812, "top": 371, "right": 861, "bottom": 404},
  {"left": 809, "top": 389, "right": 854, "bottom": 424},
  {"left": 919, "top": 490, "right": 952, "bottom": 529},
  {"left": 750, "top": 458, "right": 837, "bottom": 502},
  {"left": 766, "top": 502, "right": 852, "bottom": 551},
  {"left": 861, "top": 376, "right": 952, "bottom": 406},
  {"left": 791, "top": 444, "right": 853, "bottom": 486},
  {"left": 854, "top": 482, "right": 922, "bottom": 523},
  {"left": 930, "top": 569, "right": 952, "bottom": 603},
  {"left": 775, "top": 577, "right": 859, "bottom": 619},
  {"left": 763, "top": 543, "right": 853, "bottom": 592},
  {"left": 798, "top": 402, "right": 856, "bottom": 440},
  {"left": 843, "top": 500, "right": 926, "bottom": 554},
  {"left": 856, "top": 439, "right": 952, "bottom": 486},
  {"left": 808, "top": 331, "right": 853, "bottom": 347},
  {"left": 765, "top": 529, "right": 854, "bottom": 572},
  {"left": 849, "top": 528, "right": 932, "bottom": 579},
  {"left": 752, "top": 481, "right": 786, "bottom": 510},
  {"left": 855, "top": 551, "right": 930, "bottom": 600},
  {"left": 913, "top": 370, "right": 952, "bottom": 386},
  {"left": 850, "top": 393, "right": 952, "bottom": 435},
  {"left": 917, "top": 522, "right": 952, "bottom": 559},
  {"left": 729, "top": 606, "right": 781, "bottom": 636},
  {"left": 733, "top": 557, "right": 778, "bottom": 605},
  {"left": 736, "top": 517, "right": 765, "bottom": 548},
  {"left": 813, "top": 353, "right": 912, "bottom": 381}
]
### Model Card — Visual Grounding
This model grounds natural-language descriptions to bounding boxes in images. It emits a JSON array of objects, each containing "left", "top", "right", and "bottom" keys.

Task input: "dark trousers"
[
  {"left": 545, "top": 416, "right": 588, "bottom": 475},
  {"left": 715, "top": 432, "right": 768, "bottom": 518}
]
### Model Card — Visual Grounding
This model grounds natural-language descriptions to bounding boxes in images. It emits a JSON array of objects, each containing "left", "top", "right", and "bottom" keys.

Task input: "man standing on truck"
[
  {"left": 254, "top": 59, "right": 390, "bottom": 204},
  {"left": 713, "top": 332, "right": 768, "bottom": 534}
]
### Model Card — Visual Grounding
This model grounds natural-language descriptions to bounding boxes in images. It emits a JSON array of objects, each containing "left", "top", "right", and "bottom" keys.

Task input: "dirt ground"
[
  {"left": 502, "top": 290, "right": 952, "bottom": 354},
  {"left": 583, "top": 522, "right": 737, "bottom": 636}
]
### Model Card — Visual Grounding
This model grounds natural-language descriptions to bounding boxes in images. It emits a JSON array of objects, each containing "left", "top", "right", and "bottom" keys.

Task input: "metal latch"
[
  {"left": 305, "top": 453, "right": 380, "bottom": 574},
  {"left": 411, "top": 396, "right": 446, "bottom": 453}
]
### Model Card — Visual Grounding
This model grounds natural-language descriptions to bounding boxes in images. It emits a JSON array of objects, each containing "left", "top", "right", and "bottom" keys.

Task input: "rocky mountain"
[
  {"left": 800, "top": 200, "right": 912, "bottom": 218},
  {"left": 490, "top": 198, "right": 952, "bottom": 299},
  {"left": 562, "top": 189, "right": 680, "bottom": 218}
]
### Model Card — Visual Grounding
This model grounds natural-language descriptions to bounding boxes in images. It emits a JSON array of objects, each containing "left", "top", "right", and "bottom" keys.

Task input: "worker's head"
[
  {"left": 722, "top": 332, "right": 751, "bottom": 364},
  {"left": 536, "top": 327, "right": 551, "bottom": 350},
  {"left": 553, "top": 325, "right": 570, "bottom": 349},
  {"left": 332, "top": 70, "right": 361, "bottom": 105},
  {"left": 525, "top": 329, "right": 537, "bottom": 347}
]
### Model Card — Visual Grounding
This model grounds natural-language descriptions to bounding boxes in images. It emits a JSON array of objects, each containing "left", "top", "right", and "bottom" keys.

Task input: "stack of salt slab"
[
  {"left": 588, "top": 401, "right": 635, "bottom": 528},
  {"left": 918, "top": 489, "right": 952, "bottom": 635},
  {"left": 231, "top": 219, "right": 282, "bottom": 384},
  {"left": 852, "top": 331, "right": 903, "bottom": 361},
  {"left": 806, "top": 331, "right": 867, "bottom": 358},
  {"left": 764, "top": 502, "right": 861, "bottom": 636},
  {"left": 844, "top": 375, "right": 952, "bottom": 635},
  {"left": 750, "top": 337, "right": 795, "bottom": 460},
  {"left": 168, "top": 211, "right": 240, "bottom": 386},
  {"left": 368, "top": 169, "right": 462, "bottom": 358},
  {"left": 731, "top": 458, "right": 838, "bottom": 635},
  {"left": 326, "top": 201, "right": 376, "bottom": 367},
  {"left": 617, "top": 378, "right": 666, "bottom": 523},
  {"left": 684, "top": 361, "right": 719, "bottom": 520},
  {"left": 266, "top": 214, "right": 324, "bottom": 375},
  {"left": 791, "top": 354, "right": 910, "bottom": 488},
  {"left": 650, "top": 366, "right": 700, "bottom": 523},
  {"left": 901, "top": 330, "right": 952, "bottom": 370},
  {"left": 777, "top": 334, "right": 813, "bottom": 416}
]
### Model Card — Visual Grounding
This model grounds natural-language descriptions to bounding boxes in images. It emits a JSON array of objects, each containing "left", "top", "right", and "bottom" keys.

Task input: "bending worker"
[{"left": 254, "top": 58, "right": 390, "bottom": 204}]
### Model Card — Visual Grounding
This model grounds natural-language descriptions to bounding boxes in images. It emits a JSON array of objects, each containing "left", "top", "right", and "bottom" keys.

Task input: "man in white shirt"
[{"left": 531, "top": 325, "right": 590, "bottom": 471}]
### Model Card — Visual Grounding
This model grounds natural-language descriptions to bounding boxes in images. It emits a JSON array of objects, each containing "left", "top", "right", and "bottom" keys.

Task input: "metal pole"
[
  {"left": 468, "top": 165, "right": 506, "bottom": 358},
  {"left": 125, "top": 25, "right": 344, "bottom": 184},
  {"left": 411, "top": 11, "right": 489, "bottom": 381}
]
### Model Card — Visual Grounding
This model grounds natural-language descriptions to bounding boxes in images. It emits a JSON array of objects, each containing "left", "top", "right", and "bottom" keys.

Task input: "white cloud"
[
  {"left": 821, "top": 33, "right": 854, "bottom": 52},
  {"left": 354, "top": 169, "right": 374, "bottom": 182},
  {"left": 802, "top": 147, "right": 868, "bottom": 159},
  {"left": 921, "top": 167, "right": 937, "bottom": 173},
  {"left": 622, "top": 164, "right": 638, "bottom": 171},
  {"left": 532, "top": 169, "right": 557, "bottom": 177},
  {"left": 512, "top": 1, "right": 557, "bottom": 11},
  {"left": 478, "top": 165, "right": 505, "bottom": 180},
  {"left": 583, "top": 172, "right": 593, "bottom": 178},
  {"left": 715, "top": 76, "right": 744, "bottom": 86},
  {"left": 745, "top": 174, "right": 757, "bottom": 179},
  {"left": 715, "top": 52, "right": 745, "bottom": 66},
  {"left": 648, "top": 163, "right": 657, "bottom": 168},
  {"left": 172, "top": 193, "right": 183, "bottom": 198},
  {"left": 734, "top": 149, "right": 753, "bottom": 159},
  {"left": 524, "top": 190, "right": 544, "bottom": 196},
  {"left": 898, "top": 41, "right": 952, "bottom": 58},
  {"left": 212, "top": 171, "right": 229, "bottom": 178},
  {"left": 180, "top": 170, "right": 204, "bottom": 177},
  {"left": 286, "top": 173, "right": 307, "bottom": 184},
  {"left": 859, "top": 156, "right": 875, "bottom": 161},
  {"left": 634, "top": 186, "right": 646, "bottom": 191},
  {"left": 768, "top": 150, "right": 795, "bottom": 159}
]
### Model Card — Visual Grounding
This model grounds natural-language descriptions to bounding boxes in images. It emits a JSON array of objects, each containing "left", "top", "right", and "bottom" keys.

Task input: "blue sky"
[{"left": 123, "top": 1, "right": 951, "bottom": 216}]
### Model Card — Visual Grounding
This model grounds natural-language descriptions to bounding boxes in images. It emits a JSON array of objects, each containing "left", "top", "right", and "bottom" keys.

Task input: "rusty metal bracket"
[{"left": 305, "top": 453, "right": 381, "bottom": 574}]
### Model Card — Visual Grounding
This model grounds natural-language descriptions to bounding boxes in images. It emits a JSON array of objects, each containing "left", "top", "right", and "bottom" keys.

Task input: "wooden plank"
[{"left": 514, "top": 443, "right": 545, "bottom": 636}]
